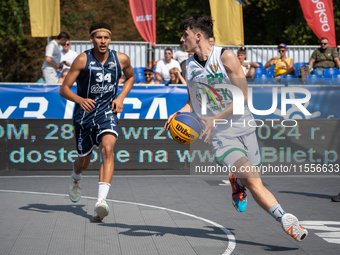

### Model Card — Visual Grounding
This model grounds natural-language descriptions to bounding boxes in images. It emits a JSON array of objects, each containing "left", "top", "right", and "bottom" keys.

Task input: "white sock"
[
  {"left": 268, "top": 204, "right": 286, "bottom": 222},
  {"left": 72, "top": 168, "right": 82, "bottom": 181},
  {"left": 98, "top": 182, "right": 111, "bottom": 200}
]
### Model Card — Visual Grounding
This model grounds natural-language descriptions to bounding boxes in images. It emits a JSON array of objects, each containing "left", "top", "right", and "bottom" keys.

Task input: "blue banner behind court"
[{"left": 0, "top": 85, "right": 339, "bottom": 119}]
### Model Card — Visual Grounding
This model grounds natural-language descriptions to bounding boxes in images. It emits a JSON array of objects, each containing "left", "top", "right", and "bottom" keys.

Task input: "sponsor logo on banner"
[
  {"left": 299, "top": 0, "right": 336, "bottom": 47},
  {"left": 311, "top": 0, "right": 331, "bottom": 32},
  {"left": 129, "top": 0, "right": 156, "bottom": 46},
  {"left": 0, "top": 85, "right": 339, "bottom": 119},
  {"left": 136, "top": 15, "right": 153, "bottom": 22}
]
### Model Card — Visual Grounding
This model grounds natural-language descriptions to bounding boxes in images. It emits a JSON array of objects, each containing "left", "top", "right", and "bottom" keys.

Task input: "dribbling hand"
[{"left": 164, "top": 111, "right": 180, "bottom": 131}]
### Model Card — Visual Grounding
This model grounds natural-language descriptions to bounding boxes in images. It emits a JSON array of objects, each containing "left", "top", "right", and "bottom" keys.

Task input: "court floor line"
[{"left": 0, "top": 189, "right": 236, "bottom": 255}]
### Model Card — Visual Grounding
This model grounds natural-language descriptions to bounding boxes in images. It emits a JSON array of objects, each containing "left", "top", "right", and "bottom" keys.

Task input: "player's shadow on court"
[
  {"left": 236, "top": 240, "right": 299, "bottom": 252},
  {"left": 101, "top": 223, "right": 299, "bottom": 251},
  {"left": 19, "top": 203, "right": 92, "bottom": 220},
  {"left": 18, "top": 204, "right": 299, "bottom": 252},
  {"left": 101, "top": 223, "right": 230, "bottom": 241},
  {"left": 279, "top": 191, "right": 333, "bottom": 200}
]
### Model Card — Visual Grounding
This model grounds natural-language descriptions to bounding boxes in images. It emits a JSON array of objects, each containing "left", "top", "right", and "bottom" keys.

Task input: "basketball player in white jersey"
[{"left": 164, "top": 15, "right": 307, "bottom": 242}]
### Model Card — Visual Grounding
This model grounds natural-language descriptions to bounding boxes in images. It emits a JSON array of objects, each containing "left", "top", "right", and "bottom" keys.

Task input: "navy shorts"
[{"left": 74, "top": 113, "right": 118, "bottom": 157}]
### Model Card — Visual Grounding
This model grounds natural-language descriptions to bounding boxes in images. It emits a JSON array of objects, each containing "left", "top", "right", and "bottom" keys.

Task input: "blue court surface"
[{"left": 0, "top": 170, "right": 339, "bottom": 255}]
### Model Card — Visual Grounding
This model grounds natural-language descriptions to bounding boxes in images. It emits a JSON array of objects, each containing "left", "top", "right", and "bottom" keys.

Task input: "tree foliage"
[
  {"left": 243, "top": 0, "right": 340, "bottom": 46},
  {"left": 156, "top": 0, "right": 210, "bottom": 44},
  {"left": 1, "top": 0, "right": 340, "bottom": 82},
  {"left": 0, "top": 0, "right": 41, "bottom": 82}
]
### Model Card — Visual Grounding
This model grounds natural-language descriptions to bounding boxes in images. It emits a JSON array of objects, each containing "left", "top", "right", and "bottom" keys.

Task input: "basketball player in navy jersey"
[
  {"left": 59, "top": 22, "right": 135, "bottom": 221},
  {"left": 164, "top": 15, "right": 308, "bottom": 242}
]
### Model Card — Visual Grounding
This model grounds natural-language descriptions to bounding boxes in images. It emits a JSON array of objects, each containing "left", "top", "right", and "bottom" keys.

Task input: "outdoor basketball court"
[{"left": 0, "top": 170, "right": 339, "bottom": 255}]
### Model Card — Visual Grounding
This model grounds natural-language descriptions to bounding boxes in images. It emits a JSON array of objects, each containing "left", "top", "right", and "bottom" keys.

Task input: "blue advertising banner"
[{"left": 0, "top": 84, "right": 339, "bottom": 119}]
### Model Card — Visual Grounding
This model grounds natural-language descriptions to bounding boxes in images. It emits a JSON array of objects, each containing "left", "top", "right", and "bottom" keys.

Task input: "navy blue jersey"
[{"left": 74, "top": 49, "right": 121, "bottom": 127}]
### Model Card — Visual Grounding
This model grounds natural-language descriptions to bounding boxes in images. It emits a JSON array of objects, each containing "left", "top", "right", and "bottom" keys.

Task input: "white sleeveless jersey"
[{"left": 185, "top": 46, "right": 255, "bottom": 142}]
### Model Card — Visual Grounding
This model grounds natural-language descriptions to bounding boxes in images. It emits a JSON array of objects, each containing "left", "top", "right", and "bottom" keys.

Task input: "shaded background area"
[{"left": 1, "top": 0, "right": 340, "bottom": 82}]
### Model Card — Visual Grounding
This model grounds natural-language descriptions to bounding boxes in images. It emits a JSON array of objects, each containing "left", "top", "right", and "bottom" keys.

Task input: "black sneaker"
[{"left": 331, "top": 193, "right": 340, "bottom": 202}]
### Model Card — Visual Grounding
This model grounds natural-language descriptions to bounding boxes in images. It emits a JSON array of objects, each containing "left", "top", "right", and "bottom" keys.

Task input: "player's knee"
[{"left": 101, "top": 145, "right": 114, "bottom": 159}]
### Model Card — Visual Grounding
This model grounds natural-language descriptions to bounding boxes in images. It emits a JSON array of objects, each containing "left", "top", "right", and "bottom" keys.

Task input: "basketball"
[{"left": 169, "top": 112, "right": 202, "bottom": 144}]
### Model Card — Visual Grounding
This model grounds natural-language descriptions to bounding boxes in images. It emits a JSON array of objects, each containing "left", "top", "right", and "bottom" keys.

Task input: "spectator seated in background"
[
  {"left": 139, "top": 68, "right": 159, "bottom": 84},
  {"left": 36, "top": 74, "right": 45, "bottom": 83},
  {"left": 308, "top": 37, "right": 340, "bottom": 76},
  {"left": 237, "top": 47, "right": 259, "bottom": 79},
  {"left": 173, "top": 42, "right": 189, "bottom": 64},
  {"left": 155, "top": 48, "right": 181, "bottom": 83},
  {"left": 209, "top": 36, "right": 215, "bottom": 46},
  {"left": 264, "top": 43, "right": 295, "bottom": 82},
  {"left": 58, "top": 69, "right": 69, "bottom": 84},
  {"left": 166, "top": 67, "right": 186, "bottom": 86}
]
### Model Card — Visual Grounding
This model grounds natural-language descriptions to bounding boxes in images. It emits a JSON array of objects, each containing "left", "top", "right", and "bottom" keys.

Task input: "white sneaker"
[
  {"left": 68, "top": 177, "right": 81, "bottom": 203},
  {"left": 93, "top": 198, "right": 109, "bottom": 221},
  {"left": 281, "top": 213, "right": 308, "bottom": 242}
]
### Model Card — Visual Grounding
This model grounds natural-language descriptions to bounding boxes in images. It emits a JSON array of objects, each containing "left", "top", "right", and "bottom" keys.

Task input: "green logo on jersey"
[
  {"left": 255, "top": 150, "right": 258, "bottom": 156},
  {"left": 191, "top": 69, "right": 196, "bottom": 75}
]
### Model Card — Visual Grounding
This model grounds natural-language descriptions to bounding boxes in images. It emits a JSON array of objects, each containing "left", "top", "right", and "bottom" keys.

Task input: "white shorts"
[
  {"left": 211, "top": 132, "right": 261, "bottom": 168},
  {"left": 42, "top": 68, "right": 58, "bottom": 84}
]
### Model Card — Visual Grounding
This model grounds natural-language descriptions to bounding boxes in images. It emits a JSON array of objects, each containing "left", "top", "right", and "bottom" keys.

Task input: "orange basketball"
[{"left": 169, "top": 112, "right": 202, "bottom": 144}]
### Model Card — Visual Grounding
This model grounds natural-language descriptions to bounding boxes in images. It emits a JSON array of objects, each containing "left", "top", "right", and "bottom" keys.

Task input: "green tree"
[
  {"left": 0, "top": 0, "right": 40, "bottom": 82},
  {"left": 242, "top": 0, "right": 340, "bottom": 45},
  {"left": 156, "top": 0, "right": 210, "bottom": 44}
]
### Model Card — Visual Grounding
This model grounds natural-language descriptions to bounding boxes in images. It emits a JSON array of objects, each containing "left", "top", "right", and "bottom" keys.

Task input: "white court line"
[{"left": 0, "top": 189, "right": 236, "bottom": 255}]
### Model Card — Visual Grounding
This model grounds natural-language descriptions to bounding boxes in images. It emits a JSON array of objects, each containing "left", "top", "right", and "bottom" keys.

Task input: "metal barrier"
[
  {"left": 71, "top": 41, "right": 150, "bottom": 68},
  {"left": 70, "top": 41, "right": 340, "bottom": 68}
]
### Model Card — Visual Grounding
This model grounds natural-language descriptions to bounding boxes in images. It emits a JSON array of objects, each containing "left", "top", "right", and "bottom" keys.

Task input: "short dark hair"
[
  {"left": 237, "top": 47, "right": 246, "bottom": 55},
  {"left": 57, "top": 32, "right": 70, "bottom": 40},
  {"left": 164, "top": 47, "right": 173, "bottom": 53},
  {"left": 89, "top": 22, "right": 112, "bottom": 35},
  {"left": 179, "top": 15, "right": 214, "bottom": 39},
  {"left": 320, "top": 37, "right": 329, "bottom": 42}
]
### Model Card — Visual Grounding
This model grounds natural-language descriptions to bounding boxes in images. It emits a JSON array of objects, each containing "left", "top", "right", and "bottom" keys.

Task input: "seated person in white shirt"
[
  {"left": 237, "top": 47, "right": 259, "bottom": 79},
  {"left": 155, "top": 48, "right": 181, "bottom": 82}
]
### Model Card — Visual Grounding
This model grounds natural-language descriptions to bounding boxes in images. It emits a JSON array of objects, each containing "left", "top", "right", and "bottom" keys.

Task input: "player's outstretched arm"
[
  {"left": 59, "top": 53, "right": 96, "bottom": 113},
  {"left": 112, "top": 53, "right": 135, "bottom": 113}
]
